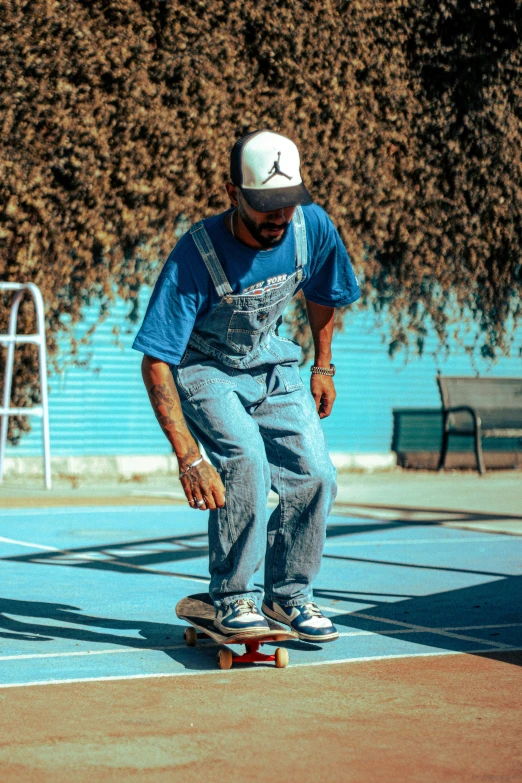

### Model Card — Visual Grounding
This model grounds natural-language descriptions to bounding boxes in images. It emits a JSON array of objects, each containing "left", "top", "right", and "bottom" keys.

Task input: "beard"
[{"left": 238, "top": 204, "right": 291, "bottom": 249}]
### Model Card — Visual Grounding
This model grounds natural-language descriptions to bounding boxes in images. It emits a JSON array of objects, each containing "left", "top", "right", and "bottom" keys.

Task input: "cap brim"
[{"left": 240, "top": 183, "right": 313, "bottom": 211}]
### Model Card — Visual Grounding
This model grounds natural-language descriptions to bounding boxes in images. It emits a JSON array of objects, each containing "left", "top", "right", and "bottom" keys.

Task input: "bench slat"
[
  {"left": 438, "top": 377, "right": 522, "bottom": 411},
  {"left": 447, "top": 408, "right": 522, "bottom": 430},
  {"left": 482, "top": 429, "right": 522, "bottom": 438}
]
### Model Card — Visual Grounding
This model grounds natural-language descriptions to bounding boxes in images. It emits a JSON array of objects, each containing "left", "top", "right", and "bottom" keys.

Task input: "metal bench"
[{"left": 437, "top": 376, "right": 522, "bottom": 474}]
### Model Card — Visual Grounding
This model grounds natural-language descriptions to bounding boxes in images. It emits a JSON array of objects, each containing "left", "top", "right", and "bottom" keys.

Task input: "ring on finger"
[{"left": 195, "top": 499, "right": 205, "bottom": 507}]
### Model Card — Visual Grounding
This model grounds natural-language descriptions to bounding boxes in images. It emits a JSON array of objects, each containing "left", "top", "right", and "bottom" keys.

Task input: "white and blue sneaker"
[
  {"left": 262, "top": 599, "right": 339, "bottom": 642},
  {"left": 214, "top": 599, "right": 270, "bottom": 635}
]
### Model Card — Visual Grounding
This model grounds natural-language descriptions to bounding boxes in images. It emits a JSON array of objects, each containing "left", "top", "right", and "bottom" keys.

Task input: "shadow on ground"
[
  {"left": 1, "top": 505, "right": 520, "bottom": 669},
  {"left": 315, "top": 576, "right": 522, "bottom": 667},
  {"left": 0, "top": 596, "right": 318, "bottom": 670},
  {"left": 332, "top": 502, "right": 522, "bottom": 525}
]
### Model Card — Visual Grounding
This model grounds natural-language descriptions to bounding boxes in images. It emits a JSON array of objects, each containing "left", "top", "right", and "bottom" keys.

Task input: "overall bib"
[{"left": 175, "top": 208, "right": 337, "bottom": 609}]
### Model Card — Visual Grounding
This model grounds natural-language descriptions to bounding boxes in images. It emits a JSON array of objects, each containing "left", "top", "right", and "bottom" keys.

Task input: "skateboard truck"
[
  {"left": 218, "top": 639, "right": 289, "bottom": 670},
  {"left": 183, "top": 627, "right": 290, "bottom": 670}
]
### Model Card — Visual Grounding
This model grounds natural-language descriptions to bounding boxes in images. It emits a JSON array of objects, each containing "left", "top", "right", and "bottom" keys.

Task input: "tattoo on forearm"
[
  {"left": 146, "top": 381, "right": 191, "bottom": 442},
  {"left": 148, "top": 383, "right": 176, "bottom": 428},
  {"left": 147, "top": 375, "right": 205, "bottom": 468}
]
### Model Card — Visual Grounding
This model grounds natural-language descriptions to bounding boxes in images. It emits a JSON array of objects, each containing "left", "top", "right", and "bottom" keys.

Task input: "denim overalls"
[{"left": 175, "top": 207, "right": 337, "bottom": 609}]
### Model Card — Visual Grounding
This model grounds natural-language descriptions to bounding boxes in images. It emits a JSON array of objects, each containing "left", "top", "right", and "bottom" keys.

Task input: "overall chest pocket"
[{"left": 226, "top": 297, "right": 288, "bottom": 353}]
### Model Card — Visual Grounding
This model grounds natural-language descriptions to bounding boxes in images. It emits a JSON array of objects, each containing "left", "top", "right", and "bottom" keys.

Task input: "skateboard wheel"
[
  {"left": 275, "top": 648, "right": 289, "bottom": 668},
  {"left": 184, "top": 627, "right": 197, "bottom": 647},
  {"left": 218, "top": 648, "right": 233, "bottom": 670}
]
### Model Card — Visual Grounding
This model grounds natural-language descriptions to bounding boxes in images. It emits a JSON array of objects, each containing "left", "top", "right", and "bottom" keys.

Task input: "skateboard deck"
[{"left": 176, "top": 592, "right": 298, "bottom": 669}]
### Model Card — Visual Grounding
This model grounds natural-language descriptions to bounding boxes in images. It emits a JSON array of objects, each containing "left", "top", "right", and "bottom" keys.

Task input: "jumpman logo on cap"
[{"left": 262, "top": 152, "right": 293, "bottom": 184}]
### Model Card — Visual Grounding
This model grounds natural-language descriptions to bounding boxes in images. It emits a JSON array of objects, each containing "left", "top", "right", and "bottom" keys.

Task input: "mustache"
[{"left": 260, "top": 221, "right": 289, "bottom": 231}]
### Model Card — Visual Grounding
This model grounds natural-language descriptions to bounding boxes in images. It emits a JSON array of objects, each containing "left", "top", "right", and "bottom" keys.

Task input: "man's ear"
[{"left": 225, "top": 181, "right": 239, "bottom": 207}]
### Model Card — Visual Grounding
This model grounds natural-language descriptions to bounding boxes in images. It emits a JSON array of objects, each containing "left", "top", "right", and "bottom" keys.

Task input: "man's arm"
[
  {"left": 141, "top": 355, "right": 225, "bottom": 510},
  {"left": 305, "top": 300, "right": 336, "bottom": 419}
]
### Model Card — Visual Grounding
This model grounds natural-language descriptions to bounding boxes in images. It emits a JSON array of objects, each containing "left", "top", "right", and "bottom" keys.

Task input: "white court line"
[
  {"left": 1, "top": 623, "right": 520, "bottom": 663},
  {"left": 0, "top": 643, "right": 191, "bottom": 662},
  {"left": 345, "top": 610, "right": 513, "bottom": 649},
  {"left": 0, "top": 537, "right": 58, "bottom": 551},
  {"left": 324, "top": 537, "right": 511, "bottom": 547},
  {"left": 0, "top": 506, "right": 182, "bottom": 517},
  {"left": 0, "top": 536, "right": 209, "bottom": 585},
  {"left": 1, "top": 646, "right": 521, "bottom": 689},
  {"left": 336, "top": 623, "right": 522, "bottom": 639},
  {"left": 1, "top": 534, "right": 503, "bottom": 554},
  {"left": 314, "top": 604, "right": 514, "bottom": 649}
]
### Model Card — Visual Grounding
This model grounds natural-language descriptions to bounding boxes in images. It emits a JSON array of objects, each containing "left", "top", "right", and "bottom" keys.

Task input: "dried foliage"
[{"left": 1, "top": 0, "right": 521, "bottom": 443}]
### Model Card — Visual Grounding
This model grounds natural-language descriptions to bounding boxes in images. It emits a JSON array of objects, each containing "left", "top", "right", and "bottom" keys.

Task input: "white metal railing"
[{"left": 0, "top": 283, "right": 51, "bottom": 489}]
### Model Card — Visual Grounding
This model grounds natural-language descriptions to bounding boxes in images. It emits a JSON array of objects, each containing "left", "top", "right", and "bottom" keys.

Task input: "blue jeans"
[{"left": 176, "top": 348, "right": 337, "bottom": 609}]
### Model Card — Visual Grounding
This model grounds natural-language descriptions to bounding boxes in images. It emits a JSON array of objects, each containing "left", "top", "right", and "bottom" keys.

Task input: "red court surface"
[{"left": 0, "top": 652, "right": 520, "bottom": 782}]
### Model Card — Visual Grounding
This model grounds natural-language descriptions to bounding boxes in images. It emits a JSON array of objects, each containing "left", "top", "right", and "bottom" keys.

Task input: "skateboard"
[{"left": 176, "top": 593, "right": 298, "bottom": 670}]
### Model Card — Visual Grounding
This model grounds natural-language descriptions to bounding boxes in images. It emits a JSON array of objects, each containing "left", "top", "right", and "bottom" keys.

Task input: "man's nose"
[{"left": 268, "top": 209, "right": 286, "bottom": 223}]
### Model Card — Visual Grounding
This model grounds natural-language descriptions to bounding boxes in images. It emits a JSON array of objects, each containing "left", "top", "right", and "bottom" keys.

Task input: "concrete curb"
[{"left": 2, "top": 451, "right": 397, "bottom": 479}]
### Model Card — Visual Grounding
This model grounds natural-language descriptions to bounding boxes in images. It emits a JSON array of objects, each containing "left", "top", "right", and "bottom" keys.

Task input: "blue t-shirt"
[{"left": 133, "top": 203, "right": 361, "bottom": 365}]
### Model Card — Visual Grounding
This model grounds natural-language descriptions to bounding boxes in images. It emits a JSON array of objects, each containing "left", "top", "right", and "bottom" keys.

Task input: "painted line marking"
[
  {"left": 1, "top": 647, "right": 521, "bottom": 689},
  {"left": 0, "top": 537, "right": 58, "bottom": 552},
  {"left": 314, "top": 604, "right": 514, "bottom": 649},
  {"left": 2, "top": 624, "right": 520, "bottom": 662},
  {"left": 1, "top": 534, "right": 508, "bottom": 557},
  {"left": 0, "top": 624, "right": 519, "bottom": 663},
  {"left": 345, "top": 610, "right": 513, "bottom": 649},
  {"left": 0, "top": 644, "right": 191, "bottom": 662},
  {"left": 0, "top": 506, "right": 186, "bottom": 517},
  {"left": 0, "top": 536, "right": 209, "bottom": 584},
  {"left": 336, "top": 623, "right": 522, "bottom": 639},
  {"left": 322, "top": 553, "right": 511, "bottom": 578},
  {"left": 324, "top": 537, "right": 513, "bottom": 547}
]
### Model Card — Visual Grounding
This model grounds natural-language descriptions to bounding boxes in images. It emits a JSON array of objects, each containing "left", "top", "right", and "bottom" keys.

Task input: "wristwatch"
[{"left": 310, "top": 363, "right": 336, "bottom": 377}]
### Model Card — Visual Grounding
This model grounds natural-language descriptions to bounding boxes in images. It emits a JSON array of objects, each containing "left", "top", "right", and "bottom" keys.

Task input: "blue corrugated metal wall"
[
  {"left": 4, "top": 291, "right": 522, "bottom": 457},
  {"left": 326, "top": 309, "right": 522, "bottom": 452}
]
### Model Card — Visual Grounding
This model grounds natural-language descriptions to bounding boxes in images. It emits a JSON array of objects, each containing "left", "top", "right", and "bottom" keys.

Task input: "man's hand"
[
  {"left": 179, "top": 457, "right": 226, "bottom": 511},
  {"left": 305, "top": 299, "right": 337, "bottom": 418},
  {"left": 311, "top": 374, "right": 336, "bottom": 419},
  {"left": 141, "top": 355, "right": 226, "bottom": 511}
]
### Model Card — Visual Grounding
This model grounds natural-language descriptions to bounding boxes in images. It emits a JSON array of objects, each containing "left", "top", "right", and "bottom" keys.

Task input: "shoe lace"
[
  {"left": 302, "top": 602, "right": 322, "bottom": 618},
  {"left": 232, "top": 599, "right": 257, "bottom": 616}
]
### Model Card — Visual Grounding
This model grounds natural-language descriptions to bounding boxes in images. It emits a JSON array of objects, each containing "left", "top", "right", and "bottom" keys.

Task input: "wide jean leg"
[
  {"left": 253, "top": 380, "right": 337, "bottom": 606},
  {"left": 179, "top": 378, "right": 272, "bottom": 609}
]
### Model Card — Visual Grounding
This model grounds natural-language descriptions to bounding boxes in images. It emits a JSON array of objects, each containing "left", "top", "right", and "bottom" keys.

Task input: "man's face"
[{"left": 231, "top": 186, "right": 296, "bottom": 248}]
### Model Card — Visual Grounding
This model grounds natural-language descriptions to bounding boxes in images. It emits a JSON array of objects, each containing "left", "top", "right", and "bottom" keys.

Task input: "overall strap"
[
  {"left": 190, "top": 221, "right": 233, "bottom": 297},
  {"left": 292, "top": 205, "right": 308, "bottom": 270}
]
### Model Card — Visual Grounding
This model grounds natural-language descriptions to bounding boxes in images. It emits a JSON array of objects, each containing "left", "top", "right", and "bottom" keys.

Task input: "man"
[{"left": 133, "top": 130, "right": 360, "bottom": 642}]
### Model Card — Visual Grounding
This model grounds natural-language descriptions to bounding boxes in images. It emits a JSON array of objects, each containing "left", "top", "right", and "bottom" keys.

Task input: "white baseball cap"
[{"left": 230, "top": 130, "right": 313, "bottom": 211}]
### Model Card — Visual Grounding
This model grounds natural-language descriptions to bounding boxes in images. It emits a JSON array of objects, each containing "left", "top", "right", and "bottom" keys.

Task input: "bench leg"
[
  {"left": 474, "top": 427, "right": 486, "bottom": 475},
  {"left": 438, "top": 418, "right": 450, "bottom": 471}
]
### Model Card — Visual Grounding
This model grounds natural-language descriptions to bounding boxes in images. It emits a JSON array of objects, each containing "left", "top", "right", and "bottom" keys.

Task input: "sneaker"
[
  {"left": 214, "top": 598, "right": 270, "bottom": 635},
  {"left": 262, "top": 599, "right": 339, "bottom": 642}
]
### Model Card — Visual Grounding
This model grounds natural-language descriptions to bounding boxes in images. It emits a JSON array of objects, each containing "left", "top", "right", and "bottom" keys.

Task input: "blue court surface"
[{"left": 0, "top": 505, "right": 520, "bottom": 688}]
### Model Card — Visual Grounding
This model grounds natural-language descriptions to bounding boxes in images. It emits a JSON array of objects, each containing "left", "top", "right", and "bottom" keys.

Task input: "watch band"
[{"left": 310, "top": 363, "right": 336, "bottom": 377}]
